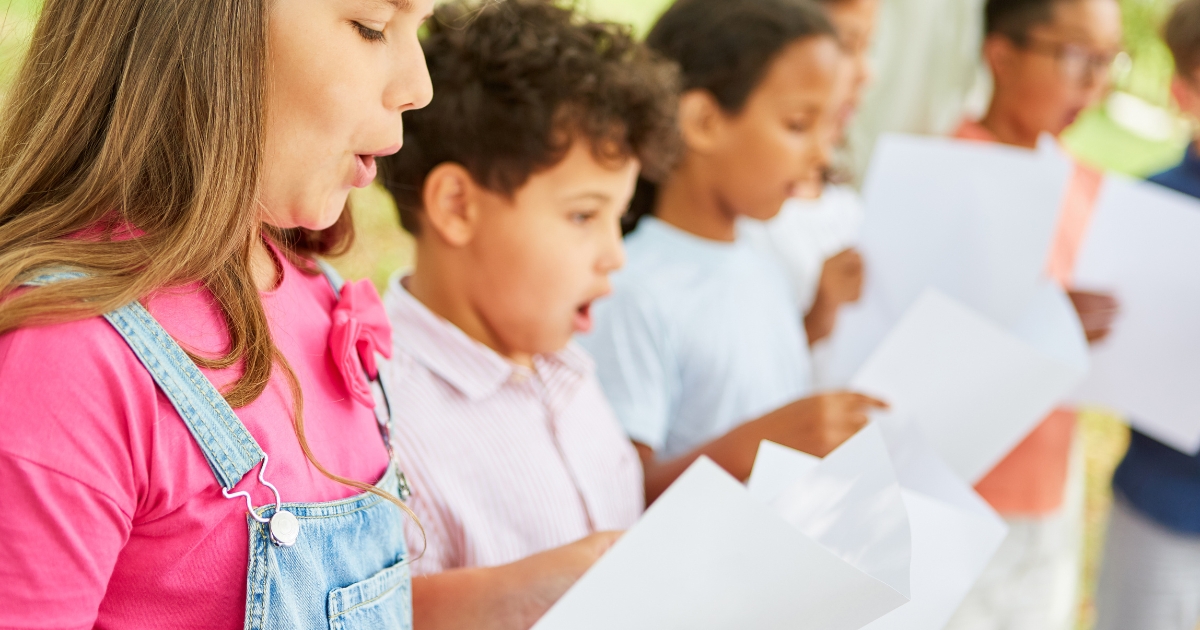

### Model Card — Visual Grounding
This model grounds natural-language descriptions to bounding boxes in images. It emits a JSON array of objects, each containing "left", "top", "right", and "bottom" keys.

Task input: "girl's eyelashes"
[
  {"left": 352, "top": 21, "right": 387, "bottom": 43},
  {"left": 786, "top": 119, "right": 814, "bottom": 133}
]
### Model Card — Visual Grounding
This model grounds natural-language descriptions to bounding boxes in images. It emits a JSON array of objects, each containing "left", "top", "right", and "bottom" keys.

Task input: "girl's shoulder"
[
  {"left": 0, "top": 311, "right": 161, "bottom": 517},
  {"left": 0, "top": 311, "right": 155, "bottom": 396}
]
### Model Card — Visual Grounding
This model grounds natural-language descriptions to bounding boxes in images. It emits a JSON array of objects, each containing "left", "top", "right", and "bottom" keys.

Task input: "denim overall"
[{"left": 29, "top": 266, "right": 413, "bottom": 630}]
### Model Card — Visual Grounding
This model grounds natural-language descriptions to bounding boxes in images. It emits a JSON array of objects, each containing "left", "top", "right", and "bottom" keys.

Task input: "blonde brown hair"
[{"left": 0, "top": 0, "right": 416, "bottom": 523}]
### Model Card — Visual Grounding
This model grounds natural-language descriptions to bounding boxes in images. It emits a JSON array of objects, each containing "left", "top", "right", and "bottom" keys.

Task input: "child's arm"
[
  {"left": 635, "top": 391, "right": 886, "bottom": 503},
  {"left": 412, "top": 531, "right": 621, "bottom": 630}
]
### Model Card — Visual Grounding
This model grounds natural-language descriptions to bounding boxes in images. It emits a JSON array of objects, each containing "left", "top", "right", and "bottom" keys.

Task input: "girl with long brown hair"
[{"left": 0, "top": 0, "right": 433, "bottom": 626}]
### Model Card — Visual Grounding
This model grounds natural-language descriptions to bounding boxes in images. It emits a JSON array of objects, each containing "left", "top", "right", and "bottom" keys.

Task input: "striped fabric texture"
[{"left": 380, "top": 279, "right": 644, "bottom": 575}]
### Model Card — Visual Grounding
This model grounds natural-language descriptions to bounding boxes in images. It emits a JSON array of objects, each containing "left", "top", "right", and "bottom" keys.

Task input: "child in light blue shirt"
[
  {"left": 586, "top": 217, "right": 812, "bottom": 461},
  {"left": 580, "top": 0, "right": 885, "bottom": 503}
]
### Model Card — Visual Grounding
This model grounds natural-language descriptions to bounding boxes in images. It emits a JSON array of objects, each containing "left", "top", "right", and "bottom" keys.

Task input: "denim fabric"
[
  {"left": 244, "top": 465, "right": 412, "bottom": 630},
  {"left": 28, "top": 268, "right": 413, "bottom": 629}
]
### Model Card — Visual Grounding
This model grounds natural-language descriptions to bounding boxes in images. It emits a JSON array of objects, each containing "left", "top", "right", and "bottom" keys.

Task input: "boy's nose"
[{"left": 598, "top": 228, "right": 627, "bottom": 274}]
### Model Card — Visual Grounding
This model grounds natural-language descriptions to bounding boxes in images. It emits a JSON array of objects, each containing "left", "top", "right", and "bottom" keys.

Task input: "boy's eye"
[
  {"left": 570, "top": 210, "right": 599, "bottom": 224},
  {"left": 353, "top": 21, "right": 387, "bottom": 43}
]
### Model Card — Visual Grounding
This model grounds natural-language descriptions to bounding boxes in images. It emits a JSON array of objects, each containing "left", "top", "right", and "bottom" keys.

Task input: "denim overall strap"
[
  {"left": 313, "top": 259, "right": 406, "bottom": 500},
  {"left": 315, "top": 258, "right": 346, "bottom": 293},
  {"left": 24, "top": 271, "right": 266, "bottom": 490}
]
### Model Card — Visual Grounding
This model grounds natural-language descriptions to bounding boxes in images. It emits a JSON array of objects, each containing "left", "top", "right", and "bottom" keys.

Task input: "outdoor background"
[{"left": 0, "top": 1, "right": 1189, "bottom": 628}]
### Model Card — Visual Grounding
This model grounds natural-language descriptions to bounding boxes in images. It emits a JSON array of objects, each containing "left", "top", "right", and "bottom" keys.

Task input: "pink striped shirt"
[{"left": 380, "top": 278, "right": 644, "bottom": 575}]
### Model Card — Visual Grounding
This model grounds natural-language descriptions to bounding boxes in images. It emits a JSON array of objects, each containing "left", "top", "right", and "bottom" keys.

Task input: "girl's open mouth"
[{"left": 353, "top": 154, "right": 377, "bottom": 188}]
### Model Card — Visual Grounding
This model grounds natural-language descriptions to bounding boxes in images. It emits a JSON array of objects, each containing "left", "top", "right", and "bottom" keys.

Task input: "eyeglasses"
[{"left": 1016, "top": 38, "right": 1122, "bottom": 86}]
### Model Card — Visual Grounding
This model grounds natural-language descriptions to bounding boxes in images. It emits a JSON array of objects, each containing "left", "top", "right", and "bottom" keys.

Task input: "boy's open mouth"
[{"left": 573, "top": 302, "right": 594, "bottom": 335}]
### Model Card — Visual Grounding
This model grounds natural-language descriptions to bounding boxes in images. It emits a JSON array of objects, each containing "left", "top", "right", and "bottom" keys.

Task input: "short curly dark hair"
[{"left": 379, "top": 0, "right": 681, "bottom": 236}]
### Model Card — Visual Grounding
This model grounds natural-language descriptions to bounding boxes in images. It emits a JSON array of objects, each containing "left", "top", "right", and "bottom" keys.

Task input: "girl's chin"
[
  {"left": 321, "top": 192, "right": 353, "bottom": 226},
  {"left": 260, "top": 197, "right": 350, "bottom": 233},
  {"left": 299, "top": 192, "right": 353, "bottom": 231}
]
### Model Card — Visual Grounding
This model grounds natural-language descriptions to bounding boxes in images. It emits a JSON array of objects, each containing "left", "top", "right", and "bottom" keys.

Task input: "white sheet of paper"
[
  {"left": 865, "top": 415, "right": 1009, "bottom": 630},
  {"left": 770, "top": 425, "right": 912, "bottom": 599},
  {"left": 824, "top": 134, "right": 1070, "bottom": 385},
  {"left": 533, "top": 457, "right": 909, "bottom": 630},
  {"left": 1073, "top": 175, "right": 1200, "bottom": 454},
  {"left": 749, "top": 414, "right": 1008, "bottom": 630},
  {"left": 850, "top": 288, "right": 1088, "bottom": 483},
  {"left": 746, "top": 440, "right": 821, "bottom": 503}
]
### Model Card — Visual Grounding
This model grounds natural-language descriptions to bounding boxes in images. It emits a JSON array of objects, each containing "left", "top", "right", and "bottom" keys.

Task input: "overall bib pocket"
[{"left": 327, "top": 559, "right": 413, "bottom": 630}]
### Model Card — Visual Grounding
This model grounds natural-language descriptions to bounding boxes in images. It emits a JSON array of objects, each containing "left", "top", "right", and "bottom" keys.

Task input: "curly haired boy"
[{"left": 375, "top": 2, "right": 678, "bottom": 628}]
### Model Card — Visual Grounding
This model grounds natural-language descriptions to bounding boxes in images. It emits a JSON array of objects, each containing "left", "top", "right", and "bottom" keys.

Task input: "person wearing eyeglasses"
[{"left": 947, "top": 1, "right": 1123, "bottom": 629}]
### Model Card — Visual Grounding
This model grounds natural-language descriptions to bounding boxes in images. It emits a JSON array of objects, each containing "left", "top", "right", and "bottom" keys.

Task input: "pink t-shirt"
[{"left": 0, "top": 254, "right": 390, "bottom": 629}]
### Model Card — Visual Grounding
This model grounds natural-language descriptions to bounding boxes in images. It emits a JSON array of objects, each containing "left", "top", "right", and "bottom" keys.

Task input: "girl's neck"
[
  {"left": 654, "top": 159, "right": 739, "bottom": 242},
  {"left": 249, "top": 236, "right": 283, "bottom": 292},
  {"left": 980, "top": 97, "right": 1040, "bottom": 149}
]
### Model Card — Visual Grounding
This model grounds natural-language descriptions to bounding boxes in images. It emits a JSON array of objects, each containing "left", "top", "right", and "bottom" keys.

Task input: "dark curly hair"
[{"left": 379, "top": 0, "right": 681, "bottom": 236}]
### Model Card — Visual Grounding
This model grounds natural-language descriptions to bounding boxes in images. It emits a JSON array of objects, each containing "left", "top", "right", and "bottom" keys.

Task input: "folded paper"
[
  {"left": 533, "top": 456, "right": 909, "bottom": 630},
  {"left": 749, "top": 415, "right": 1008, "bottom": 630}
]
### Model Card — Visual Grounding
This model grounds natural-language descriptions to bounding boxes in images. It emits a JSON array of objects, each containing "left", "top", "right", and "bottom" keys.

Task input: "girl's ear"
[
  {"left": 677, "top": 89, "right": 728, "bottom": 155},
  {"left": 982, "top": 34, "right": 1015, "bottom": 84},
  {"left": 421, "top": 162, "right": 480, "bottom": 247}
]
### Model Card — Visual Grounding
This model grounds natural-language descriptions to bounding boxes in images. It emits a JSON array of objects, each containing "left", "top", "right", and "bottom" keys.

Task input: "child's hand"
[
  {"left": 819, "top": 248, "right": 864, "bottom": 305},
  {"left": 637, "top": 393, "right": 886, "bottom": 502},
  {"left": 1067, "top": 289, "right": 1119, "bottom": 344},
  {"left": 507, "top": 531, "right": 622, "bottom": 625},
  {"left": 413, "top": 531, "right": 622, "bottom": 630},
  {"left": 744, "top": 391, "right": 887, "bottom": 457},
  {"left": 806, "top": 248, "right": 865, "bottom": 344}
]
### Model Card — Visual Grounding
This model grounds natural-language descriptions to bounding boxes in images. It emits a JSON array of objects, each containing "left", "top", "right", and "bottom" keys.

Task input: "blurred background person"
[
  {"left": 739, "top": 0, "right": 879, "bottom": 388},
  {"left": 947, "top": 1, "right": 1123, "bottom": 629},
  {"left": 1094, "top": 2, "right": 1200, "bottom": 628}
]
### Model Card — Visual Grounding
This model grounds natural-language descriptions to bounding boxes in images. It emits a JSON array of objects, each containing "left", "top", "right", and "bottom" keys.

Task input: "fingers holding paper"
[
  {"left": 746, "top": 391, "right": 889, "bottom": 458},
  {"left": 414, "top": 531, "right": 625, "bottom": 630},
  {"left": 634, "top": 392, "right": 887, "bottom": 503},
  {"left": 1067, "top": 289, "right": 1119, "bottom": 343},
  {"left": 807, "top": 248, "right": 866, "bottom": 344}
]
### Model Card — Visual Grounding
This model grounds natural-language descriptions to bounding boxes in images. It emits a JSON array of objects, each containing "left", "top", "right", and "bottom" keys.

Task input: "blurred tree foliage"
[{"left": 1118, "top": 0, "right": 1177, "bottom": 107}]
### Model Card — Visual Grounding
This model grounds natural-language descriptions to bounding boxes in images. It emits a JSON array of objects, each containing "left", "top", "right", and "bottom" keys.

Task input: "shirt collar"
[{"left": 383, "top": 274, "right": 591, "bottom": 401}]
